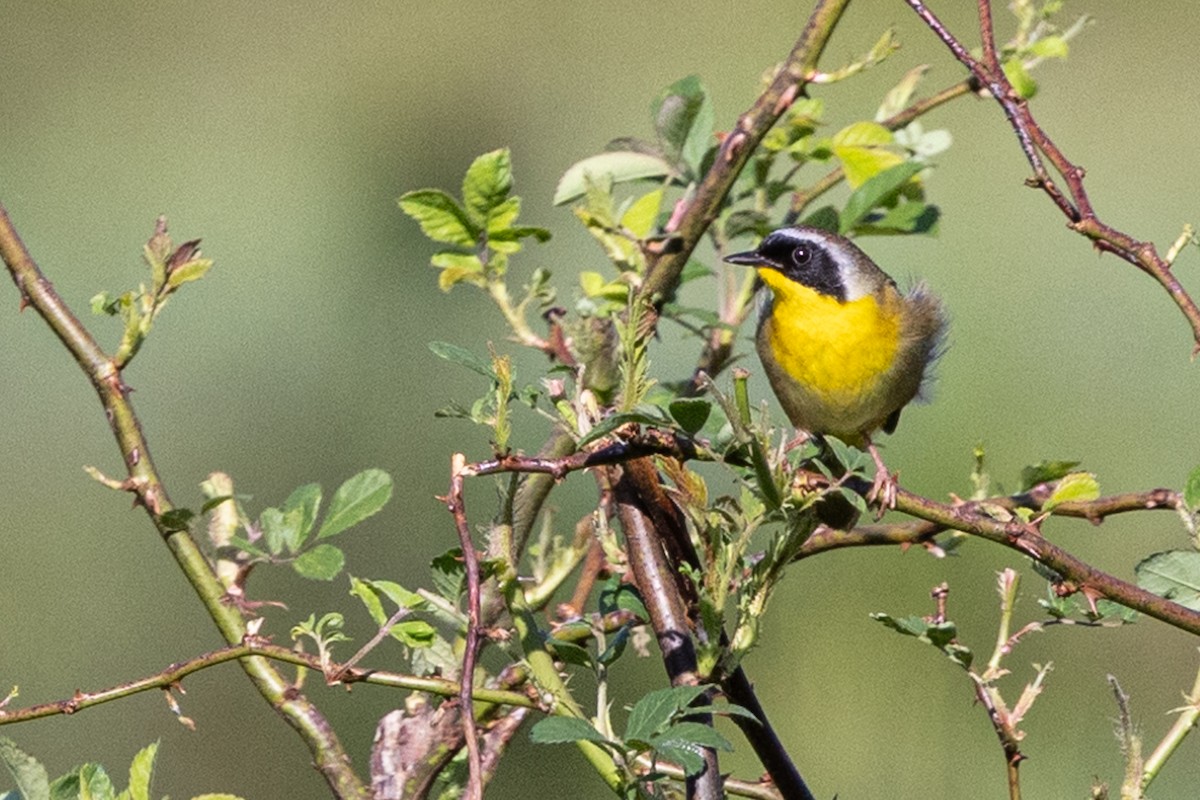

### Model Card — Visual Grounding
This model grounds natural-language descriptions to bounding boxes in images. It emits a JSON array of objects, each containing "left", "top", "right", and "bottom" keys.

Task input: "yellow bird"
[{"left": 725, "top": 226, "right": 946, "bottom": 511}]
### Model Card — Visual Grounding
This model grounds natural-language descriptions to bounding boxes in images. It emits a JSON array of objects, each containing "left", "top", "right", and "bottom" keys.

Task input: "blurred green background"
[{"left": 2, "top": 2, "right": 1198, "bottom": 798}]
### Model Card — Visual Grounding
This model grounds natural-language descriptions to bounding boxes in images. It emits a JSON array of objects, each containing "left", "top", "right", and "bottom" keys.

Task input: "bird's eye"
[{"left": 791, "top": 245, "right": 812, "bottom": 267}]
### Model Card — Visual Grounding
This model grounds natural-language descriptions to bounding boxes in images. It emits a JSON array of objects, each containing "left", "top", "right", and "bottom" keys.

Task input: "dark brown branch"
[
  {"left": 905, "top": 0, "right": 1200, "bottom": 349},
  {"left": 612, "top": 461, "right": 723, "bottom": 800}
]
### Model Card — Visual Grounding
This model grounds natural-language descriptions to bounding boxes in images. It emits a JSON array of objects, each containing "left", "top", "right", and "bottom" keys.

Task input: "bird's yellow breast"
[{"left": 758, "top": 267, "right": 901, "bottom": 413}]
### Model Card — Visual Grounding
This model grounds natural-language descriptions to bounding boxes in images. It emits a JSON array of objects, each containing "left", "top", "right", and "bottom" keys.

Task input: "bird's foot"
[{"left": 865, "top": 441, "right": 898, "bottom": 517}]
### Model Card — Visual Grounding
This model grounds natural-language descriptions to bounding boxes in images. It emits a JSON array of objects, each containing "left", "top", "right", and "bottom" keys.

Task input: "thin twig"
[
  {"left": 447, "top": 453, "right": 483, "bottom": 800},
  {"left": 336, "top": 607, "right": 411, "bottom": 678},
  {"left": 0, "top": 640, "right": 538, "bottom": 727},
  {"left": 904, "top": 0, "right": 1200, "bottom": 349}
]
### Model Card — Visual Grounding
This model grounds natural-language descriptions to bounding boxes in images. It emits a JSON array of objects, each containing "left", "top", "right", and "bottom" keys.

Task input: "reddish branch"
[
  {"left": 905, "top": 0, "right": 1200, "bottom": 350},
  {"left": 446, "top": 453, "right": 484, "bottom": 800}
]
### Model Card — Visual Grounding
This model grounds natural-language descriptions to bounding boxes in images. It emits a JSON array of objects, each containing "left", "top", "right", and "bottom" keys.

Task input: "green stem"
[
  {"left": 733, "top": 369, "right": 783, "bottom": 511},
  {"left": 1141, "top": 654, "right": 1200, "bottom": 790},
  {"left": 502, "top": 568, "right": 625, "bottom": 791}
]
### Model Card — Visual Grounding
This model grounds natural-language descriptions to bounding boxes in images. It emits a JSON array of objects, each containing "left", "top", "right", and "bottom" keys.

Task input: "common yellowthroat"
[{"left": 724, "top": 226, "right": 946, "bottom": 510}]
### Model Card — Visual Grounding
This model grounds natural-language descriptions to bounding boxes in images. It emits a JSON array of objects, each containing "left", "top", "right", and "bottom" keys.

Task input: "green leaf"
[
  {"left": 862, "top": 201, "right": 940, "bottom": 235},
  {"left": 1002, "top": 58, "right": 1038, "bottom": 99},
  {"left": 652, "top": 745, "right": 704, "bottom": 777},
  {"left": 1136, "top": 551, "right": 1200, "bottom": 610},
  {"left": 870, "top": 613, "right": 973, "bottom": 669},
  {"left": 317, "top": 469, "right": 393, "bottom": 539},
  {"left": 596, "top": 625, "right": 631, "bottom": 666},
  {"left": 225, "top": 534, "right": 269, "bottom": 559},
  {"left": 651, "top": 721, "right": 732, "bottom": 753},
  {"left": 1019, "top": 460, "right": 1081, "bottom": 491},
  {"left": 547, "top": 638, "right": 594, "bottom": 669},
  {"left": 51, "top": 763, "right": 115, "bottom": 800},
  {"left": 398, "top": 189, "right": 477, "bottom": 246},
  {"left": 668, "top": 398, "right": 711, "bottom": 435},
  {"left": 0, "top": 737, "right": 50, "bottom": 800},
  {"left": 554, "top": 151, "right": 674, "bottom": 205},
  {"left": 876, "top": 65, "right": 930, "bottom": 121},
  {"left": 1028, "top": 36, "right": 1069, "bottom": 59},
  {"left": 832, "top": 120, "right": 893, "bottom": 148},
  {"left": 349, "top": 576, "right": 388, "bottom": 625},
  {"left": 157, "top": 508, "right": 195, "bottom": 533},
  {"left": 1042, "top": 472, "right": 1100, "bottom": 511},
  {"left": 530, "top": 716, "right": 613, "bottom": 746},
  {"left": 292, "top": 543, "right": 345, "bottom": 580},
  {"left": 125, "top": 742, "right": 158, "bottom": 800},
  {"left": 165, "top": 258, "right": 213, "bottom": 291},
  {"left": 620, "top": 189, "right": 664, "bottom": 239},
  {"left": 283, "top": 483, "right": 321, "bottom": 548},
  {"left": 1184, "top": 465, "right": 1200, "bottom": 510},
  {"left": 598, "top": 578, "right": 647, "bottom": 618},
  {"left": 461, "top": 149, "right": 513, "bottom": 227},
  {"left": 839, "top": 160, "right": 925, "bottom": 233},
  {"left": 430, "top": 251, "right": 486, "bottom": 291},
  {"left": 576, "top": 407, "right": 674, "bottom": 448},
  {"left": 625, "top": 686, "right": 707, "bottom": 743},
  {"left": 653, "top": 75, "right": 714, "bottom": 176},
  {"left": 431, "top": 549, "right": 466, "bottom": 602},
  {"left": 392, "top": 619, "right": 438, "bottom": 647},
  {"left": 259, "top": 506, "right": 300, "bottom": 554},
  {"left": 801, "top": 206, "right": 841, "bottom": 233},
  {"left": 354, "top": 577, "right": 426, "bottom": 612},
  {"left": 428, "top": 341, "right": 497, "bottom": 379}
]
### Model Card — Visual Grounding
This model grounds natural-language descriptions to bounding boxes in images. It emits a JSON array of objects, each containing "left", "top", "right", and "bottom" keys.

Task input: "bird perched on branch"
[{"left": 725, "top": 226, "right": 946, "bottom": 513}]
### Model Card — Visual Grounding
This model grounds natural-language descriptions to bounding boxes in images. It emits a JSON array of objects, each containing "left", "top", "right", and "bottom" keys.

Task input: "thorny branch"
[
  {"left": 0, "top": 204, "right": 370, "bottom": 799},
  {"left": 905, "top": 0, "right": 1200, "bottom": 350}
]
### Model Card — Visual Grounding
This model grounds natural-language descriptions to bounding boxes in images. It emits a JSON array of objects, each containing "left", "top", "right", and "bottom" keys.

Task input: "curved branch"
[
  {"left": 905, "top": 0, "right": 1200, "bottom": 349},
  {"left": 890, "top": 486, "right": 1200, "bottom": 635},
  {"left": 0, "top": 205, "right": 369, "bottom": 799}
]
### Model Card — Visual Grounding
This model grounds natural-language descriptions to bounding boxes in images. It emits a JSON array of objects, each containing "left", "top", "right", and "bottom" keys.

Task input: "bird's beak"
[{"left": 723, "top": 250, "right": 765, "bottom": 266}]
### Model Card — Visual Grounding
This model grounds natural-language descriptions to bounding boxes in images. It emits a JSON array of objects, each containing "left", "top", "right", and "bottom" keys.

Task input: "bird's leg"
[{"left": 865, "top": 439, "right": 898, "bottom": 515}]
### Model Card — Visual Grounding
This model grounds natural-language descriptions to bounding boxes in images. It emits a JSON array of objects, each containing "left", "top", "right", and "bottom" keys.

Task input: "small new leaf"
[
  {"left": 462, "top": 148, "right": 514, "bottom": 227},
  {"left": 1019, "top": 459, "right": 1081, "bottom": 491},
  {"left": 1042, "top": 472, "right": 1100, "bottom": 512},
  {"left": 398, "top": 189, "right": 478, "bottom": 246},
  {"left": 653, "top": 75, "right": 714, "bottom": 176}
]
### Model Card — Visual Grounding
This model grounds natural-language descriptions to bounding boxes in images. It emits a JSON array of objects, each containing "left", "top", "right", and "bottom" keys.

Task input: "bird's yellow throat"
[{"left": 757, "top": 267, "right": 901, "bottom": 402}]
